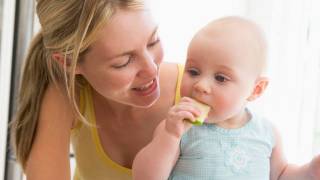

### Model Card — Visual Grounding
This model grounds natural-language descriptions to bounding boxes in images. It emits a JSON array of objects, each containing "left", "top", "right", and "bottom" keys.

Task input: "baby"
[{"left": 132, "top": 16, "right": 320, "bottom": 180}]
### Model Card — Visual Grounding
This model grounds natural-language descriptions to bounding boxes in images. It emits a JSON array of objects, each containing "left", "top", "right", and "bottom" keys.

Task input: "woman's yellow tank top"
[{"left": 71, "top": 64, "right": 184, "bottom": 180}]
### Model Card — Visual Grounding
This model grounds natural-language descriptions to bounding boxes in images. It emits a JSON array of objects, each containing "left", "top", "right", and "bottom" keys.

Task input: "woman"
[{"left": 11, "top": 0, "right": 183, "bottom": 179}]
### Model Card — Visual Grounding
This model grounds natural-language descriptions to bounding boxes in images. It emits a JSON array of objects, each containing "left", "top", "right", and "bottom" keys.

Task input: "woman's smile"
[{"left": 132, "top": 78, "right": 157, "bottom": 96}]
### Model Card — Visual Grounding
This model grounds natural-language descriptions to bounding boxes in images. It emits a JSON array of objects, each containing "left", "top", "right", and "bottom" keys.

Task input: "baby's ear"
[{"left": 247, "top": 77, "right": 269, "bottom": 101}]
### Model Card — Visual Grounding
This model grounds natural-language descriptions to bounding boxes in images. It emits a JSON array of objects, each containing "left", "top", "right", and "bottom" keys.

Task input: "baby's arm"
[
  {"left": 132, "top": 120, "right": 182, "bottom": 180},
  {"left": 270, "top": 126, "right": 320, "bottom": 180},
  {"left": 132, "top": 97, "right": 200, "bottom": 180}
]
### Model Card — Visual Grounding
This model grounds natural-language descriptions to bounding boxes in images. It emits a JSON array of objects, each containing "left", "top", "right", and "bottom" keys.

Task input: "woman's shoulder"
[
  {"left": 41, "top": 83, "right": 75, "bottom": 129},
  {"left": 159, "top": 62, "right": 180, "bottom": 95},
  {"left": 25, "top": 83, "right": 75, "bottom": 177},
  {"left": 159, "top": 62, "right": 180, "bottom": 86},
  {"left": 146, "top": 62, "right": 180, "bottom": 111},
  {"left": 159, "top": 62, "right": 179, "bottom": 74}
]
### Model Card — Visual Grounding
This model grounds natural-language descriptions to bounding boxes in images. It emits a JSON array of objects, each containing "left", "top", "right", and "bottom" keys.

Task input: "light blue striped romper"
[{"left": 169, "top": 110, "right": 275, "bottom": 180}]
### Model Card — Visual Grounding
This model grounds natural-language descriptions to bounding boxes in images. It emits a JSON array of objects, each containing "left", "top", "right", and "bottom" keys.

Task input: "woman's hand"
[{"left": 165, "top": 97, "right": 201, "bottom": 139}]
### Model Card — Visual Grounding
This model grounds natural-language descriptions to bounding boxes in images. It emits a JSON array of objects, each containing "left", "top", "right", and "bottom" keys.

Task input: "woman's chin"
[{"left": 134, "top": 91, "right": 160, "bottom": 108}]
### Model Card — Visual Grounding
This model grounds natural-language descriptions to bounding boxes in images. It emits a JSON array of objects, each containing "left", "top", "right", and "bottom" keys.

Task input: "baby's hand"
[
  {"left": 165, "top": 97, "right": 201, "bottom": 139},
  {"left": 309, "top": 154, "right": 320, "bottom": 179}
]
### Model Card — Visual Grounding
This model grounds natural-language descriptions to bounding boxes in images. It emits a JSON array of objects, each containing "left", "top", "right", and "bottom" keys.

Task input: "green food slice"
[{"left": 191, "top": 100, "right": 210, "bottom": 126}]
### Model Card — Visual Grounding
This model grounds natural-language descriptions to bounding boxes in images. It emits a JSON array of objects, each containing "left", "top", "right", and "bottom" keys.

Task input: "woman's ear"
[
  {"left": 52, "top": 52, "right": 82, "bottom": 74},
  {"left": 52, "top": 52, "right": 66, "bottom": 66},
  {"left": 52, "top": 52, "right": 73, "bottom": 67},
  {"left": 247, "top": 77, "right": 269, "bottom": 101},
  {"left": 75, "top": 64, "right": 83, "bottom": 75}
]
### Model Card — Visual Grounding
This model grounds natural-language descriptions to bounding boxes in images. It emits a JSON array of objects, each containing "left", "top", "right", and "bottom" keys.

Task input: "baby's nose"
[{"left": 194, "top": 78, "right": 211, "bottom": 94}]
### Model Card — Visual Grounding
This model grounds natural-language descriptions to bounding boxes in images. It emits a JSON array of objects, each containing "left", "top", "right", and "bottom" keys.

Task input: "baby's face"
[{"left": 181, "top": 29, "right": 263, "bottom": 125}]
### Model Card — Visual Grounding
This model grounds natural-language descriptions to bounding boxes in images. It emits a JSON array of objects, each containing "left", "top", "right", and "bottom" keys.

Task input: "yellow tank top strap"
[{"left": 174, "top": 64, "right": 185, "bottom": 105}]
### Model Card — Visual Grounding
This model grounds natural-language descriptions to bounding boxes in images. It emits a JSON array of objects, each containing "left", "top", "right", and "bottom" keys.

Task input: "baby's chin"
[
  {"left": 202, "top": 113, "right": 225, "bottom": 124},
  {"left": 203, "top": 117, "right": 217, "bottom": 124}
]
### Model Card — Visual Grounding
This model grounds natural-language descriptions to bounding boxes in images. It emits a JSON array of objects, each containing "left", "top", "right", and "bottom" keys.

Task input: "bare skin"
[
  {"left": 26, "top": 62, "right": 178, "bottom": 180},
  {"left": 25, "top": 8, "right": 180, "bottom": 180},
  {"left": 93, "top": 62, "right": 178, "bottom": 168}
]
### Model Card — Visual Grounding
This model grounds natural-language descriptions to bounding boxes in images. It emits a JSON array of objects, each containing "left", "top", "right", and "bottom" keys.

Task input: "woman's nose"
[
  {"left": 137, "top": 51, "right": 158, "bottom": 78},
  {"left": 193, "top": 78, "right": 212, "bottom": 95}
]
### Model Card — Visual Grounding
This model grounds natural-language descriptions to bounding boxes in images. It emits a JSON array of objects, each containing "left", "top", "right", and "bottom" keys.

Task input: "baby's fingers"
[
  {"left": 166, "top": 109, "right": 196, "bottom": 138},
  {"left": 173, "top": 103, "right": 201, "bottom": 118},
  {"left": 167, "top": 108, "right": 196, "bottom": 122}
]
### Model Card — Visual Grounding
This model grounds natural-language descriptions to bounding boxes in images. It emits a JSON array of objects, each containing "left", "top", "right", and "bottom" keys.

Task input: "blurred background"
[{"left": 0, "top": 0, "right": 319, "bottom": 179}]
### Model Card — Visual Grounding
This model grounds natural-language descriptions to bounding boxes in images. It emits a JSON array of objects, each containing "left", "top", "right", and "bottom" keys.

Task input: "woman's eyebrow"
[
  {"left": 148, "top": 26, "right": 159, "bottom": 41},
  {"left": 107, "top": 26, "right": 159, "bottom": 60}
]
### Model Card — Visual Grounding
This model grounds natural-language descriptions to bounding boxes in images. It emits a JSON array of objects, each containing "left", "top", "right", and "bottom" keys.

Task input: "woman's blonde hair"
[{"left": 11, "top": 0, "right": 144, "bottom": 169}]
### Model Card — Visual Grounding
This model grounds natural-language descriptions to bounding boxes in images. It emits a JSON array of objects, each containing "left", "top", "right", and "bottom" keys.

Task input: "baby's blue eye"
[
  {"left": 187, "top": 68, "right": 199, "bottom": 76},
  {"left": 215, "top": 74, "right": 227, "bottom": 82}
]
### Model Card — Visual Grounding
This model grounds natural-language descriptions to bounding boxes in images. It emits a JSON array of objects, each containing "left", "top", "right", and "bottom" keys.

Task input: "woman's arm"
[
  {"left": 270, "top": 126, "right": 320, "bottom": 180},
  {"left": 25, "top": 84, "right": 74, "bottom": 180}
]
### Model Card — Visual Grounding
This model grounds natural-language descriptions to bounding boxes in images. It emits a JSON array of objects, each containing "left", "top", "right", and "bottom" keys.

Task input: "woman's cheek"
[
  {"left": 155, "top": 44, "right": 164, "bottom": 65},
  {"left": 103, "top": 71, "right": 134, "bottom": 90}
]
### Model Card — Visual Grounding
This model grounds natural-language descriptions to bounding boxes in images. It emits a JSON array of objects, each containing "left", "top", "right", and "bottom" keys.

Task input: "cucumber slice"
[{"left": 191, "top": 100, "right": 210, "bottom": 125}]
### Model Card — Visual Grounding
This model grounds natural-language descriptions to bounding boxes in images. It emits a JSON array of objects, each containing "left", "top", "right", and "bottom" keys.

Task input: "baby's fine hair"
[{"left": 198, "top": 16, "right": 268, "bottom": 75}]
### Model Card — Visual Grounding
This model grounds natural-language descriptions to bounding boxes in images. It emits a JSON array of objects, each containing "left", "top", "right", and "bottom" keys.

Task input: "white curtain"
[
  {"left": 151, "top": 0, "right": 320, "bottom": 164},
  {"left": 246, "top": 0, "right": 320, "bottom": 164}
]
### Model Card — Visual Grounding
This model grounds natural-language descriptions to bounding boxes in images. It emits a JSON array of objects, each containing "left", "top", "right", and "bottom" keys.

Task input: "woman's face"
[{"left": 78, "top": 9, "right": 163, "bottom": 107}]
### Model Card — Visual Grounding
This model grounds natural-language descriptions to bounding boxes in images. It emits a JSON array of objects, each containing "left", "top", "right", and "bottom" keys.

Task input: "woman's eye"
[
  {"left": 147, "top": 38, "right": 160, "bottom": 48},
  {"left": 112, "top": 56, "right": 133, "bottom": 69},
  {"left": 187, "top": 69, "right": 199, "bottom": 76},
  {"left": 215, "top": 74, "right": 228, "bottom": 83}
]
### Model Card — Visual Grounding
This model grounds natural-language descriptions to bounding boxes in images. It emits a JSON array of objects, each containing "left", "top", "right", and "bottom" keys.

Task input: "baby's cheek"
[
  {"left": 223, "top": 97, "right": 245, "bottom": 116},
  {"left": 180, "top": 80, "right": 192, "bottom": 97},
  {"left": 215, "top": 96, "right": 235, "bottom": 113},
  {"left": 180, "top": 86, "right": 189, "bottom": 97}
]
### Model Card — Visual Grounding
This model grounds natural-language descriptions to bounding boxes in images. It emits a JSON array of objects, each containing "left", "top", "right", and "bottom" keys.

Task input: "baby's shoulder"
[
  {"left": 251, "top": 113, "right": 273, "bottom": 129},
  {"left": 250, "top": 112, "right": 276, "bottom": 146}
]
